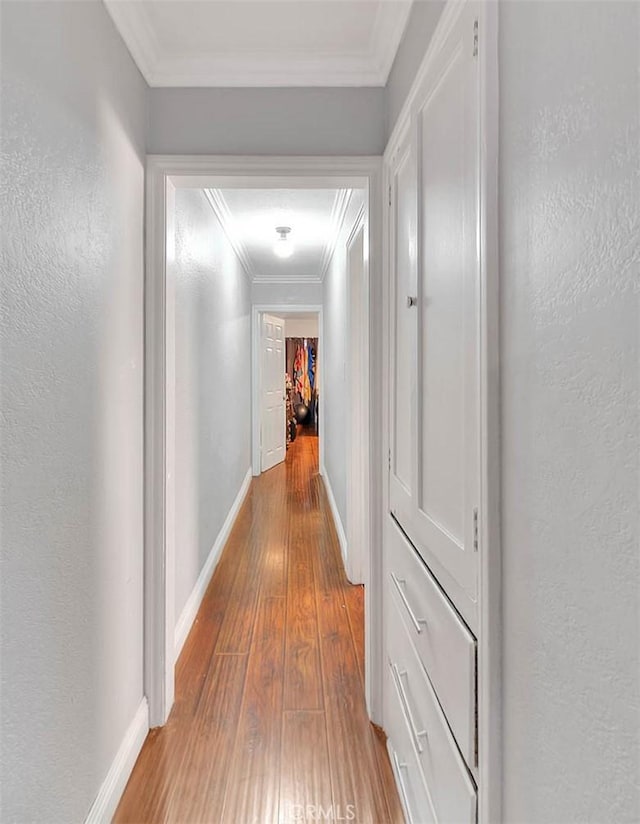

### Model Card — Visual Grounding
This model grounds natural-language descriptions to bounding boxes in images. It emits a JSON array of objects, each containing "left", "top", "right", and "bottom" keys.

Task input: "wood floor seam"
[
  {"left": 282, "top": 708, "right": 325, "bottom": 715},
  {"left": 212, "top": 652, "right": 249, "bottom": 656}
]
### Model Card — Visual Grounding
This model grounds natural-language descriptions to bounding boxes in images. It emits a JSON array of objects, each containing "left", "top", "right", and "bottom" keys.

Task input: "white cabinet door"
[
  {"left": 414, "top": 4, "right": 480, "bottom": 616},
  {"left": 388, "top": 3, "right": 481, "bottom": 626},
  {"left": 388, "top": 125, "right": 418, "bottom": 532},
  {"left": 261, "top": 313, "right": 286, "bottom": 472}
]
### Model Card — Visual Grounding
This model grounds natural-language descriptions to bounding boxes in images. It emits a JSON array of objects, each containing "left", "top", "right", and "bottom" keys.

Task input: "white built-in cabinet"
[
  {"left": 384, "top": 2, "right": 495, "bottom": 822},
  {"left": 389, "top": 0, "right": 480, "bottom": 632}
]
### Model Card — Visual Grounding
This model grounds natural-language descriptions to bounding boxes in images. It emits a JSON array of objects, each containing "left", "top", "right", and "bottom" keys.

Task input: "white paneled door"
[
  {"left": 414, "top": 3, "right": 480, "bottom": 617},
  {"left": 389, "top": 2, "right": 481, "bottom": 627},
  {"left": 261, "top": 313, "right": 286, "bottom": 472}
]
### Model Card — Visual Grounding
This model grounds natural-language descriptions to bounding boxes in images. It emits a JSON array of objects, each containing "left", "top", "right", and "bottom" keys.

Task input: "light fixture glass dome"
[{"left": 274, "top": 226, "right": 294, "bottom": 259}]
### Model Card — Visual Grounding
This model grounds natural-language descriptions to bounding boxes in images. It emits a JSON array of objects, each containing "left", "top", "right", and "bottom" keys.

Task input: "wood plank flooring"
[{"left": 115, "top": 430, "right": 403, "bottom": 824}]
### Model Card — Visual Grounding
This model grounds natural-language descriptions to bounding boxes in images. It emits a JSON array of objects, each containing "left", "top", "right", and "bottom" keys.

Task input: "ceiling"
[
  {"left": 205, "top": 187, "right": 352, "bottom": 282},
  {"left": 104, "top": 0, "right": 413, "bottom": 87}
]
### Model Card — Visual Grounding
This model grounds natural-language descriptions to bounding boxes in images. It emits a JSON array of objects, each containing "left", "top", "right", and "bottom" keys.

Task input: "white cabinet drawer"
[
  {"left": 386, "top": 589, "right": 477, "bottom": 824},
  {"left": 385, "top": 516, "right": 477, "bottom": 767},
  {"left": 385, "top": 660, "right": 437, "bottom": 824}
]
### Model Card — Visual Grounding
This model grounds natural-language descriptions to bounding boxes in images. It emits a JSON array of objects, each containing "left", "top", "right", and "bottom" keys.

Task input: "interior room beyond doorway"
[
  {"left": 285, "top": 312, "right": 319, "bottom": 448},
  {"left": 261, "top": 310, "right": 320, "bottom": 474}
]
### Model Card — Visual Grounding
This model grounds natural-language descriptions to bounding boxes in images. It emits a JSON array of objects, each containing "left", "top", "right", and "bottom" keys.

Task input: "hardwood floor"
[{"left": 115, "top": 429, "right": 404, "bottom": 824}]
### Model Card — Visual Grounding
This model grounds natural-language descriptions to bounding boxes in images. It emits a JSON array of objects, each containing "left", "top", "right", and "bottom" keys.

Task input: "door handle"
[
  {"left": 391, "top": 573, "right": 427, "bottom": 634},
  {"left": 391, "top": 663, "right": 428, "bottom": 753},
  {"left": 392, "top": 751, "right": 413, "bottom": 823},
  {"left": 406, "top": 296, "right": 417, "bottom": 308}
]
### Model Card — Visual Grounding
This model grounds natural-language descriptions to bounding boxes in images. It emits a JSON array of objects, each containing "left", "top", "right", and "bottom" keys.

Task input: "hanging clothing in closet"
[
  {"left": 288, "top": 338, "right": 317, "bottom": 406},
  {"left": 286, "top": 337, "right": 318, "bottom": 431}
]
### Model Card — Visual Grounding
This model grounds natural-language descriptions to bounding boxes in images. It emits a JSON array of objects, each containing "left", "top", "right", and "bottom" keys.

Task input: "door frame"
[
  {"left": 252, "top": 305, "right": 324, "bottom": 478},
  {"left": 382, "top": 2, "right": 500, "bottom": 821},
  {"left": 145, "top": 155, "right": 383, "bottom": 729},
  {"left": 345, "top": 206, "right": 369, "bottom": 586}
]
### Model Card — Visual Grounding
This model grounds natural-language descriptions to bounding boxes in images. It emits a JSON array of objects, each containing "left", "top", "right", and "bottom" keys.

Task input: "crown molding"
[
  {"left": 203, "top": 188, "right": 254, "bottom": 280},
  {"left": 103, "top": 0, "right": 158, "bottom": 81},
  {"left": 205, "top": 188, "right": 355, "bottom": 285},
  {"left": 319, "top": 189, "right": 354, "bottom": 282},
  {"left": 104, "top": 0, "right": 413, "bottom": 88},
  {"left": 370, "top": 0, "right": 414, "bottom": 84}
]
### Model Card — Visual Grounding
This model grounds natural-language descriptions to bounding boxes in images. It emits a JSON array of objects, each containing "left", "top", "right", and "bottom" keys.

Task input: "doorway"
[
  {"left": 253, "top": 307, "right": 323, "bottom": 477},
  {"left": 145, "top": 156, "right": 382, "bottom": 730},
  {"left": 283, "top": 314, "right": 320, "bottom": 447}
]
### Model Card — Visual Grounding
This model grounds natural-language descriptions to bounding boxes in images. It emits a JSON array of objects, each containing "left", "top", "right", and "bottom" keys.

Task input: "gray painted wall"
[
  {"left": 499, "top": 3, "right": 639, "bottom": 820},
  {"left": 148, "top": 87, "right": 385, "bottom": 156},
  {"left": 174, "top": 189, "right": 252, "bottom": 624},
  {"left": 147, "top": 1, "right": 445, "bottom": 158},
  {"left": 322, "top": 191, "right": 366, "bottom": 536},
  {"left": 146, "top": 2, "right": 448, "bottom": 156},
  {"left": 0, "top": 1, "right": 147, "bottom": 820},
  {"left": 384, "top": 0, "right": 445, "bottom": 140}
]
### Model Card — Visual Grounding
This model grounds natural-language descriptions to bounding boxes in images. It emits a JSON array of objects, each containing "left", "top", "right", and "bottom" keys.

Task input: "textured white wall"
[
  {"left": 322, "top": 191, "right": 366, "bottom": 533},
  {"left": 500, "top": 3, "right": 640, "bottom": 820},
  {"left": 148, "top": 87, "right": 385, "bottom": 155},
  {"left": 0, "top": 1, "right": 147, "bottom": 820},
  {"left": 174, "top": 189, "right": 252, "bottom": 623}
]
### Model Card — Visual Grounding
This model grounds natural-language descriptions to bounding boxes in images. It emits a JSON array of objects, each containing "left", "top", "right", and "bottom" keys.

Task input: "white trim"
[
  {"left": 103, "top": 0, "right": 158, "bottom": 82},
  {"left": 170, "top": 174, "right": 371, "bottom": 191},
  {"left": 250, "top": 276, "right": 324, "bottom": 285},
  {"left": 346, "top": 203, "right": 367, "bottom": 252},
  {"left": 319, "top": 189, "right": 353, "bottom": 282},
  {"left": 345, "top": 203, "right": 369, "bottom": 587},
  {"left": 174, "top": 467, "right": 252, "bottom": 659},
  {"left": 320, "top": 462, "right": 348, "bottom": 575},
  {"left": 144, "top": 167, "right": 175, "bottom": 727},
  {"left": 251, "top": 304, "right": 324, "bottom": 478},
  {"left": 369, "top": 0, "right": 414, "bottom": 86},
  {"left": 150, "top": 156, "right": 378, "bottom": 181},
  {"left": 203, "top": 189, "right": 253, "bottom": 280},
  {"left": 363, "top": 162, "right": 385, "bottom": 725},
  {"left": 103, "top": 1, "right": 412, "bottom": 88},
  {"left": 84, "top": 698, "right": 149, "bottom": 824},
  {"left": 477, "top": 3, "right": 502, "bottom": 822},
  {"left": 145, "top": 154, "right": 383, "bottom": 730},
  {"left": 382, "top": 2, "right": 501, "bottom": 821}
]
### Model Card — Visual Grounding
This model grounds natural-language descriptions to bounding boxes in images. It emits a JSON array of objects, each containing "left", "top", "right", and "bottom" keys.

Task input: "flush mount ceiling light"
[{"left": 273, "top": 226, "right": 294, "bottom": 259}]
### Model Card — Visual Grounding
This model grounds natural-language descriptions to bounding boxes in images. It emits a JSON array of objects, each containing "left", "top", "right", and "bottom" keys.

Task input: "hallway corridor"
[{"left": 115, "top": 431, "right": 403, "bottom": 823}]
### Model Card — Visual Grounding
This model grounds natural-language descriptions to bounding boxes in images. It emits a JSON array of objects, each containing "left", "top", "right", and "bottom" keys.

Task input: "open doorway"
[
  {"left": 254, "top": 308, "right": 322, "bottom": 475},
  {"left": 144, "top": 157, "right": 382, "bottom": 731},
  {"left": 284, "top": 314, "right": 320, "bottom": 445}
]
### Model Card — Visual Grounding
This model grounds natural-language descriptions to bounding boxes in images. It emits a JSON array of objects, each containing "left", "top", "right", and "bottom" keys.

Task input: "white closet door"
[
  {"left": 261, "top": 313, "right": 286, "bottom": 472},
  {"left": 413, "top": 4, "right": 480, "bottom": 614},
  {"left": 389, "top": 126, "right": 419, "bottom": 531}
]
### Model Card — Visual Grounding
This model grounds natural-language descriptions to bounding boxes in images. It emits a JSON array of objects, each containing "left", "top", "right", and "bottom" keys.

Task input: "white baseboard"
[
  {"left": 174, "top": 467, "right": 252, "bottom": 659},
  {"left": 85, "top": 697, "right": 149, "bottom": 824},
  {"left": 320, "top": 464, "right": 348, "bottom": 573}
]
